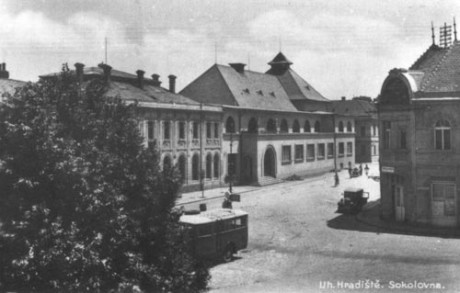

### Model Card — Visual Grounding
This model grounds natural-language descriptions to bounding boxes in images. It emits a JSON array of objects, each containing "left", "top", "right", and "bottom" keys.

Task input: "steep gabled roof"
[
  {"left": 406, "top": 41, "right": 460, "bottom": 94},
  {"left": 275, "top": 69, "right": 329, "bottom": 102},
  {"left": 215, "top": 65, "right": 297, "bottom": 111},
  {"left": 266, "top": 52, "right": 329, "bottom": 102}
]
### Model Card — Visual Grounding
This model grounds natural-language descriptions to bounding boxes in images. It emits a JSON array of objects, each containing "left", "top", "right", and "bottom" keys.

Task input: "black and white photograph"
[{"left": 0, "top": 0, "right": 459, "bottom": 292}]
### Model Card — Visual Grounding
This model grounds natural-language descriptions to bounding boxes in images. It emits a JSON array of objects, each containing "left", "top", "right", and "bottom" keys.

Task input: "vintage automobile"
[
  {"left": 350, "top": 168, "right": 360, "bottom": 178},
  {"left": 337, "top": 188, "right": 369, "bottom": 214}
]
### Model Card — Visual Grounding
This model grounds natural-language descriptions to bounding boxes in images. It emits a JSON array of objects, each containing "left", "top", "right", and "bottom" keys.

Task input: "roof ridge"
[{"left": 410, "top": 44, "right": 441, "bottom": 70}]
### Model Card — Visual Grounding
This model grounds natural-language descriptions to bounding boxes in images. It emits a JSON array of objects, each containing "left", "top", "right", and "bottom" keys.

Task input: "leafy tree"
[{"left": 0, "top": 66, "right": 209, "bottom": 292}]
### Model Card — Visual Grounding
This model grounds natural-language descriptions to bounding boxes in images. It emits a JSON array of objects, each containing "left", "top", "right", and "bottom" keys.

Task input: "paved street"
[{"left": 180, "top": 164, "right": 460, "bottom": 293}]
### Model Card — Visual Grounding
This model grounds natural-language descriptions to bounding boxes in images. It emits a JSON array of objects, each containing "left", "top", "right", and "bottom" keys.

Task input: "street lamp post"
[{"left": 229, "top": 132, "right": 233, "bottom": 193}]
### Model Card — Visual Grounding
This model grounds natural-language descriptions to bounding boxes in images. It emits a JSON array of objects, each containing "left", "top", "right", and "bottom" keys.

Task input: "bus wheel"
[{"left": 222, "top": 246, "right": 234, "bottom": 263}]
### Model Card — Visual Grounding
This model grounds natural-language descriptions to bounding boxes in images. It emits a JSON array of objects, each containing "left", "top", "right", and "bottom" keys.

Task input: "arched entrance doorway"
[{"left": 263, "top": 147, "right": 276, "bottom": 177}]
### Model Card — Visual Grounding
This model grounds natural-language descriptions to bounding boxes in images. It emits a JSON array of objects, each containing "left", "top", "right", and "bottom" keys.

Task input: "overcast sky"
[{"left": 1, "top": 0, "right": 459, "bottom": 99}]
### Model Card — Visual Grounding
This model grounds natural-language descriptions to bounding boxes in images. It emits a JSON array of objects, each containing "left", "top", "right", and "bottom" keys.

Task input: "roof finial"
[
  {"left": 454, "top": 17, "right": 457, "bottom": 42},
  {"left": 432, "top": 21, "right": 435, "bottom": 45}
]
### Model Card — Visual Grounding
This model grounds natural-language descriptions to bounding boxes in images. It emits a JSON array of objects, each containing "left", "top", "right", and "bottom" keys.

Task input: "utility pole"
[{"left": 200, "top": 103, "right": 204, "bottom": 198}]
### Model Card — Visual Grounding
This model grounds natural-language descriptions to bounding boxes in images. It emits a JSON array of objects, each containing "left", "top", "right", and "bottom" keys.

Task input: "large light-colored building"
[{"left": 181, "top": 53, "right": 356, "bottom": 186}]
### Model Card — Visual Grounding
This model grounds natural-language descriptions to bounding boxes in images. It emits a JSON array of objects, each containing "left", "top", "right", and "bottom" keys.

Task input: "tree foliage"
[{"left": 0, "top": 67, "right": 209, "bottom": 292}]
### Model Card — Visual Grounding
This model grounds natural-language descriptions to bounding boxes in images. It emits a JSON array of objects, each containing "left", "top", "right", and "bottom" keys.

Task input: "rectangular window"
[
  {"left": 372, "top": 145, "right": 376, "bottom": 155},
  {"left": 338, "top": 142, "right": 344, "bottom": 157},
  {"left": 295, "top": 144, "right": 304, "bottom": 162},
  {"left": 163, "top": 121, "right": 170, "bottom": 140},
  {"left": 435, "top": 127, "right": 451, "bottom": 150},
  {"left": 206, "top": 122, "right": 212, "bottom": 139},
  {"left": 307, "top": 144, "right": 315, "bottom": 161},
  {"left": 282, "top": 145, "right": 292, "bottom": 164},
  {"left": 317, "top": 144, "right": 325, "bottom": 160},
  {"left": 327, "top": 143, "right": 334, "bottom": 159},
  {"left": 383, "top": 121, "right": 391, "bottom": 149},
  {"left": 347, "top": 142, "right": 353, "bottom": 157},
  {"left": 432, "top": 182, "right": 456, "bottom": 216},
  {"left": 193, "top": 122, "right": 199, "bottom": 139},
  {"left": 147, "top": 121, "right": 154, "bottom": 140},
  {"left": 400, "top": 130, "right": 407, "bottom": 149},
  {"left": 178, "top": 121, "right": 185, "bottom": 140},
  {"left": 214, "top": 122, "right": 219, "bottom": 138}
]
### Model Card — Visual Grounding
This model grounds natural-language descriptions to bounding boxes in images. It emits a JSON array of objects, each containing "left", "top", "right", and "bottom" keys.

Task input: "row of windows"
[
  {"left": 225, "top": 116, "right": 322, "bottom": 134},
  {"left": 143, "top": 120, "right": 220, "bottom": 144},
  {"left": 281, "top": 142, "right": 353, "bottom": 164},
  {"left": 337, "top": 121, "right": 353, "bottom": 133},
  {"left": 359, "top": 125, "right": 379, "bottom": 137},
  {"left": 166, "top": 153, "right": 220, "bottom": 181},
  {"left": 382, "top": 120, "right": 449, "bottom": 151}
]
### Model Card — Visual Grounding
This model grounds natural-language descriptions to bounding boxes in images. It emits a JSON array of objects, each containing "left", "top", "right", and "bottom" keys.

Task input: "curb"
[{"left": 175, "top": 187, "right": 259, "bottom": 206}]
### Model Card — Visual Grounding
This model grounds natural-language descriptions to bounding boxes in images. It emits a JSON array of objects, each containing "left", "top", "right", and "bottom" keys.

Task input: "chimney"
[
  {"left": 136, "top": 70, "right": 145, "bottom": 89},
  {"left": 168, "top": 74, "right": 177, "bottom": 93},
  {"left": 98, "top": 63, "right": 112, "bottom": 83},
  {"left": 0, "top": 63, "right": 10, "bottom": 79},
  {"left": 151, "top": 74, "right": 162, "bottom": 87},
  {"left": 341, "top": 96, "right": 346, "bottom": 101},
  {"left": 229, "top": 63, "right": 246, "bottom": 73},
  {"left": 74, "top": 62, "right": 84, "bottom": 83}
]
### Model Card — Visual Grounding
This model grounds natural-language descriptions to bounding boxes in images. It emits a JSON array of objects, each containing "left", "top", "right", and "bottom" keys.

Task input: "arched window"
[
  {"left": 248, "top": 117, "right": 258, "bottom": 133},
  {"left": 347, "top": 121, "right": 352, "bottom": 132},
  {"left": 314, "top": 121, "right": 321, "bottom": 132},
  {"left": 304, "top": 120, "right": 311, "bottom": 133},
  {"left": 225, "top": 116, "right": 235, "bottom": 133},
  {"left": 213, "top": 153, "right": 220, "bottom": 178},
  {"left": 178, "top": 154, "right": 186, "bottom": 180},
  {"left": 266, "top": 118, "right": 277, "bottom": 133},
  {"left": 192, "top": 154, "right": 200, "bottom": 180},
  {"left": 435, "top": 120, "right": 451, "bottom": 150},
  {"left": 163, "top": 155, "right": 172, "bottom": 171},
  {"left": 293, "top": 120, "right": 300, "bottom": 133},
  {"left": 280, "top": 119, "right": 288, "bottom": 133},
  {"left": 338, "top": 121, "right": 344, "bottom": 133},
  {"left": 206, "top": 153, "right": 212, "bottom": 179}
]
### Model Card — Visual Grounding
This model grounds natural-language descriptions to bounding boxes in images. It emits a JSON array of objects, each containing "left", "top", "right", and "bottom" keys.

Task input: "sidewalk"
[
  {"left": 176, "top": 170, "right": 335, "bottom": 206},
  {"left": 176, "top": 185, "right": 259, "bottom": 206},
  {"left": 357, "top": 202, "right": 460, "bottom": 238}
]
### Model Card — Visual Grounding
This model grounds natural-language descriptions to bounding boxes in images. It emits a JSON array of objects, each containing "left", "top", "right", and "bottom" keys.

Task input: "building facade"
[
  {"left": 379, "top": 31, "right": 460, "bottom": 227},
  {"left": 41, "top": 63, "right": 225, "bottom": 192},
  {"left": 331, "top": 97, "right": 378, "bottom": 164},
  {"left": 181, "top": 53, "right": 355, "bottom": 186}
]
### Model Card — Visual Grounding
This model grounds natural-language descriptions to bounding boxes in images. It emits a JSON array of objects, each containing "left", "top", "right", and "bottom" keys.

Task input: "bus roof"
[{"left": 179, "top": 209, "right": 248, "bottom": 225}]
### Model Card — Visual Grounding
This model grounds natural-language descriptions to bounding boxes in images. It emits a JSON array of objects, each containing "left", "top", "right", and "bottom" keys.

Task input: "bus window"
[{"left": 197, "top": 223, "right": 213, "bottom": 236}]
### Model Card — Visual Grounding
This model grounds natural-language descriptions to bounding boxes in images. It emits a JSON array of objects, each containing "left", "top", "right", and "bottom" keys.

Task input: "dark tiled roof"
[
  {"left": 275, "top": 69, "right": 329, "bottom": 102},
  {"left": 330, "top": 98, "right": 376, "bottom": 117},
  {"left": 407, "top": 42, "right": 460, "bottom": 93},
  {"left": 215, "top": 65, "right": 298, "bottom": 111},
  {"left": 40, "top": 65, "right": 199, "bottom": 106},
  {"left": 268, "top": 52, "right": 293, "bottom": 65},
  {"left": 105, "top": 81, "right": 199, "bottom": 106},
  {"left": 40, "top": 66, "right": 138, "bottom": 81}
]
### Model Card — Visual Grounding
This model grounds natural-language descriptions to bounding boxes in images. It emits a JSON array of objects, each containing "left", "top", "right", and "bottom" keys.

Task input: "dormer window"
[
  {"left": 257, "top": 90, "right": 263, "bottom": 96},
  {"left": 243, "top": 88, "right": 250, "bottom": 94}
]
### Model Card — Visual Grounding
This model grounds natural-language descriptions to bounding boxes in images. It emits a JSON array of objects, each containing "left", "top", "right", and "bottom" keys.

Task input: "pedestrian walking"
[{"left": 334, "top": 173, "right": 340, "bottom": 186}]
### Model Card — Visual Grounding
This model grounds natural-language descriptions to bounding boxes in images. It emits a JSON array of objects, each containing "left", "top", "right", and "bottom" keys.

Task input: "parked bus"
[{"left": 179, "top": 208, "right": 248, "bottom": 262}]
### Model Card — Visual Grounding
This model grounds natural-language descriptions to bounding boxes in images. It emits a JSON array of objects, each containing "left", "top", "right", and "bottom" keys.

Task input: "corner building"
[{"left": 379, "top": 37, "right": 460, "bottom": 227}]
